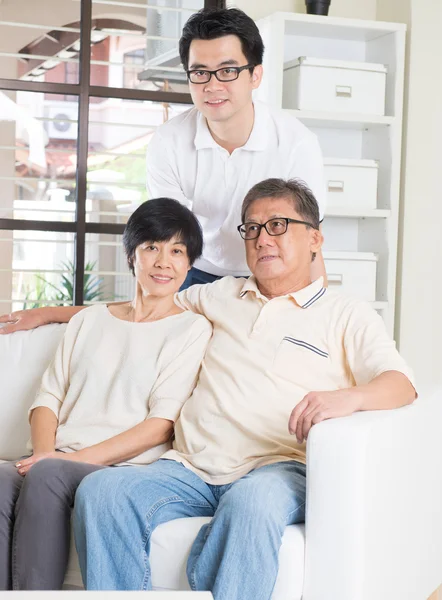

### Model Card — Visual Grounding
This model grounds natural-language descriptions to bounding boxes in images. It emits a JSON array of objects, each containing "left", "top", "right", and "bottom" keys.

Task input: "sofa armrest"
[{"left": 303, "top": 388, "right": 442, "bottom": 600}]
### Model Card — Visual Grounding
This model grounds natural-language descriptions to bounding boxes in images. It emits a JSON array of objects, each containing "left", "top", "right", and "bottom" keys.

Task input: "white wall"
[
  {"left": 376, "top": 0, "right": 442, "bottom": 385},
  {"left": 230, "top": 0, "right": 377, "bottom": 20}
]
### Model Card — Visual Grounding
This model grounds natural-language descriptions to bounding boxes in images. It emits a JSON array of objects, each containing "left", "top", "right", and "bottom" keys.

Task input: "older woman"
[{"left": 0, "top": 197, "right": 212, "bottom": 590}]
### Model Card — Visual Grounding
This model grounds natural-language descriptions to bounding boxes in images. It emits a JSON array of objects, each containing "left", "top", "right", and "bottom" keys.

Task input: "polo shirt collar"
[
  {"left": 194, "top": 100, "right": 269, "bottom": 152},
  {"left": 240, "top": 276, "right": 326, "bottom": 309}
]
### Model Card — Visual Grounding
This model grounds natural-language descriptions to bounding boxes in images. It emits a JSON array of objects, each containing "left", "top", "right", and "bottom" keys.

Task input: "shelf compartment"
[
  {"left": 285, "top": 109, "right": 395, "bottom": 129},
  {"left": 325, "top": 208, "right": 391, "bottom": 218}
]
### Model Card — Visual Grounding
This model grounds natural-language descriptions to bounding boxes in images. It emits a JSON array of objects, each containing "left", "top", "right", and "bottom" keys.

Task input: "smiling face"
[
  {"left": 243, "top": 196, "right": 323, "bottom": 289},
  {"left": 187, "top": 35, "right": 262, "bottom": 125},
  {"left": 132, "top": 236, "right": 191, "bottom": 297}
]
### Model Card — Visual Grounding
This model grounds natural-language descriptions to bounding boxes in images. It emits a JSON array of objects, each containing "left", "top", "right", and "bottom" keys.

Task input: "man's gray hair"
[{"left": 241, "top": 178, "right": 320, "bottom": 229}]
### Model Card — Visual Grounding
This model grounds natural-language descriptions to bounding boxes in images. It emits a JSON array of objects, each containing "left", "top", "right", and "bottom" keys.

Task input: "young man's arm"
[
  {"left": 146, "top": 132, "right": 192, "bottom": 209},
  {"left": 0, "top": 305, "right": 85, "bottom": 334}
]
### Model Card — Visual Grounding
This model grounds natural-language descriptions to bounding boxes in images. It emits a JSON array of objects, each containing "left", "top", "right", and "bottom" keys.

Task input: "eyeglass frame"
[
  {"left": 237, "top": 217, "right": 318, "bottom": 240},
  {"left": 186, "top": 63, "right": 255, "bottom": 84}
]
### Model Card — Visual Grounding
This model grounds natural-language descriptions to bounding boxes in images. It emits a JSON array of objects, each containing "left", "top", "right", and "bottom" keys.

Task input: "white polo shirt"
[
  {"left": 163, "top": 276, "right": 415, "bottom": 484},
  {"left": 146, "top": 100, "right": 325, "bottom": 276}
]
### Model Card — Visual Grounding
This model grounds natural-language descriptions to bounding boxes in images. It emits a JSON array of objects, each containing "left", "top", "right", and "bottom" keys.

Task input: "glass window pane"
[
  {"left": 0, "top": 230, "right": 76, "bottom": 314},
  {"left": 86, "top": 96, "right": 191, "bottom": 224},
  {"left": 0, "top": 90, "right": 78, "bottom": 222},
  {"left": 85, "top": 233, "right": 134, "bottom": 304},
  {"left": 0, "top": 1, "right": 81, "bottom": 82},
  {"left": 90, "top": 0, "right": 204, "bottom": 92}
]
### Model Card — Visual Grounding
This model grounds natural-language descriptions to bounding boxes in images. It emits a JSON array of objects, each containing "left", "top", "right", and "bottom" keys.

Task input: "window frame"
[{"left": 0, "top": 0, "right": 226, "bottom": 306}]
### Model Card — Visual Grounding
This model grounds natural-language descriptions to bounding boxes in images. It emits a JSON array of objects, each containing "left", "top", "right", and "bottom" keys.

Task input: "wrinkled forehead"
[{"left": 244, "top": 195, "right": 301, "bottom": 222}]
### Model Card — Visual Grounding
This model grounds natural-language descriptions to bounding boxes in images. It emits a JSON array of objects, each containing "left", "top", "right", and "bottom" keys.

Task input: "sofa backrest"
[{"left": 0, "top": 323, "right": 66, "bottom": 460}]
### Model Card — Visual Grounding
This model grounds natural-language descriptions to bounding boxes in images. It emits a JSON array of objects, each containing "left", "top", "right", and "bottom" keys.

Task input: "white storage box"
[
  {"left": 324, "top": 252, "right": 377, "bottom": 302},
  {"left": 283, "top": 57, "right": 387, "bottom": 115},
  {"left": 324, "top": 158, "right": 379, "bottom": 210}
]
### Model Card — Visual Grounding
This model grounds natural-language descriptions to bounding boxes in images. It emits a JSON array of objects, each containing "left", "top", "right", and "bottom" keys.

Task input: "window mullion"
[
  {"left": 204, "top": 0, "right": 226, "bottom": 8},
  {"left": 75, "top": 0, "right": 93, "bottom": 306}
]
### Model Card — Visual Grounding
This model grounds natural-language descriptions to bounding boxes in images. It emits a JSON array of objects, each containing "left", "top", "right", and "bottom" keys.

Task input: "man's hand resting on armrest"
[
  {"left": 288, "top": 371, "right": 416, "bottom": 444},
  {"left": 0, "top": 305, "right": 85, "bottom": 334}
]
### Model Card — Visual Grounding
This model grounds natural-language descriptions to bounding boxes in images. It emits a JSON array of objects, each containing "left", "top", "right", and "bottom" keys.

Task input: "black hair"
[
  {"left": 179, "top": 8, "right": 264, "bottom": 72},
  {"left": 123, "top": 198, "right": 203, "bottom": 275}
]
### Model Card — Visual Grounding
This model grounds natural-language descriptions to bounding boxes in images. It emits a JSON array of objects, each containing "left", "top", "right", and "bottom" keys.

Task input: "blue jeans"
[
  {"left": 73, "top": 459, "right": 306, "bottom": 599},
  {"left": 180, "top": 267, "right": 222, "bottom": 291}
]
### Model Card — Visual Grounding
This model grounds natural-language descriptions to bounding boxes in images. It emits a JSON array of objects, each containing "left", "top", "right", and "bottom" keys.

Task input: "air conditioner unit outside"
[{"left": 45, "top": 103, "right": 78, "bottom": 140}]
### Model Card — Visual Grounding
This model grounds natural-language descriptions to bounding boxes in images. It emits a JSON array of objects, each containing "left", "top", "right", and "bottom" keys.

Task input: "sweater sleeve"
[
  {"left": 147, "top": 316, "right": 212, "bottom": 422},
  {"left": 28, "top": 313, "right": 84, "bottom": 421}
]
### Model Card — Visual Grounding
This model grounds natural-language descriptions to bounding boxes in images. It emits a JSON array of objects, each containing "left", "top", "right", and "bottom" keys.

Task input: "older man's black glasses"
[
  {"left": 187, "top": 64, "right": 254, "bottom": 84},
  {"left": 237, "top": 217, "right": 317, "bottom": 240}
]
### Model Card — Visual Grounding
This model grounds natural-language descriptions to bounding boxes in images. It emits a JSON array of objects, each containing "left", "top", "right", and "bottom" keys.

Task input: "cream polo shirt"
[
  {"left": 146, "top": 100, "right": 325, "bottom": 277},
  {"left": 163, "top": 276, "right": 415, "bottom": 484},
  {"left": 28, "top": 305, "right": 212, "bottom": 466}
]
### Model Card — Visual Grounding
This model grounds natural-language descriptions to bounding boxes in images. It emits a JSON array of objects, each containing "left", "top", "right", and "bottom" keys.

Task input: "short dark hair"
[
  {"left": 123, "top": 198, "right": 203, "bottom": 275},
  {"left": 179, "top": 8, "right": 264, "bottom": 72}
]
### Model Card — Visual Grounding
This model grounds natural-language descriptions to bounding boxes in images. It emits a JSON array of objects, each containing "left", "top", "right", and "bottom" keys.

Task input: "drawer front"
[
  {"left": 324, "top": 259, "right": 377, "bottom": 302},
  {"left": 325, "top": 164, "right": 378, "bottom": 209},
  {"left": 284, "top": 66, "right": 386, "bottom": 115}
]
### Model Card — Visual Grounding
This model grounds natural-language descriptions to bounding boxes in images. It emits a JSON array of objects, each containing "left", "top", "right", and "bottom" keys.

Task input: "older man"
[{"left": 0, "top": 179, "right": 415, "bottom": 600}]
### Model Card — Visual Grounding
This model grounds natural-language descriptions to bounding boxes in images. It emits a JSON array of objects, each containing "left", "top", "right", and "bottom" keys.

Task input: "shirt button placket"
[{"left": 251, "top": 303, "right": 267, "bottom": 336}]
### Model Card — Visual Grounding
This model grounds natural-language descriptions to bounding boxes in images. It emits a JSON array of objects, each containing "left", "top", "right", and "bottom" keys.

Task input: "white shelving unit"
[{"left": 255, "top": 12, "right": 406, "bottom": 334}]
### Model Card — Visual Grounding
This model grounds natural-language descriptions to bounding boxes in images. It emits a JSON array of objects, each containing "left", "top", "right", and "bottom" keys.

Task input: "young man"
[{"left": 146, "top": 7, "right": 326, "bottom": 288}]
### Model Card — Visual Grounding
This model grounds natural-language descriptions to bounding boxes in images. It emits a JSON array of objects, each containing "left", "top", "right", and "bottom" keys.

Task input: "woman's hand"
[{"left": 15, "top": 451, "right": 77, "bottom": 476}]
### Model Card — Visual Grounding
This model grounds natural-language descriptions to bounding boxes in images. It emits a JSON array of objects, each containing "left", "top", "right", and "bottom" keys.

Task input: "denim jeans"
[
  {"left": 180, "top": 267, "right": 223, "bottom": 291},
  {"left": 73, "top": 459, "right": 306, "bottom": 600}
]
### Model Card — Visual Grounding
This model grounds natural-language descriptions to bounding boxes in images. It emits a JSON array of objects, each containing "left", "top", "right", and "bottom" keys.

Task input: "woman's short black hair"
[
  {"left": 123, "top": 198, "right": 203, "bottom": 275},
  {"left": 179, "top": 8, "right": 264, "bottom": 72}
]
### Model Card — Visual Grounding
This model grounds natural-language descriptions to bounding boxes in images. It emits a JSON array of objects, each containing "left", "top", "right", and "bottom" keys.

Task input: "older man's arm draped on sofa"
[
  {"left": 0, "top": 305, "right": 84, "bottom": 334},
  {"left": 0, "top": 281, "right": 207, "bottom": 333}
]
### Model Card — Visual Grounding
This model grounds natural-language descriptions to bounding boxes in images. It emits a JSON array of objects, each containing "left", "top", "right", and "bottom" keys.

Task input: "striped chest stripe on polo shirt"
[
  {"left": 282, "top": 337, "right": 329, "bottom": 358},
  {"left": 301, "top": 287, "right": 326, "bottom": 308}
]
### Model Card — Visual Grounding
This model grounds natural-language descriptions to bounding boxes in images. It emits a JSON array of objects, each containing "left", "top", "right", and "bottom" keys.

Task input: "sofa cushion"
[
  {"left": 0, "top": 324, "right": 66, "bottom": 460},
  {"left": 151, "top": 517, "right": 305, "bottom": 599},
  {"left": 64, "top": 516, "right": 305, "bottom": 599}
]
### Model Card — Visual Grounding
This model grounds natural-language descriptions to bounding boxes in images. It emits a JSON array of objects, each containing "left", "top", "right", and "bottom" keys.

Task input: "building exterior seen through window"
[{"left": 0, "top": 0, "right": 223, "bottom": 312}]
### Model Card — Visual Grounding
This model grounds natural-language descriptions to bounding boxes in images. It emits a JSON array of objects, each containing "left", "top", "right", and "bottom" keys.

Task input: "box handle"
[
  {"left": 336, "top": 85, "right": 352, "bottom": 98},
  {"left": 328, "top": 180, "right": 345, "bottom": 192},
  {"left": 327, "top": 273, "right": 343, "bottom": 286}
]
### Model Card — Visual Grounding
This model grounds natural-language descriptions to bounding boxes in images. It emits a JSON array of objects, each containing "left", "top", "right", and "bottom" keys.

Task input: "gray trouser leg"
[
  {"left": 12, "top": 458, "right": 105, "bottom": 590},
  {"left": 0, "top": 462, "right": 24, "bottom": 590}
]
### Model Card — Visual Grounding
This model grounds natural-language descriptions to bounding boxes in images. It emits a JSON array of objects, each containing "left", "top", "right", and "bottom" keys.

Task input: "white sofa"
[{"left": 1, "top": 323, "right": 442, "bottom": 599}]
